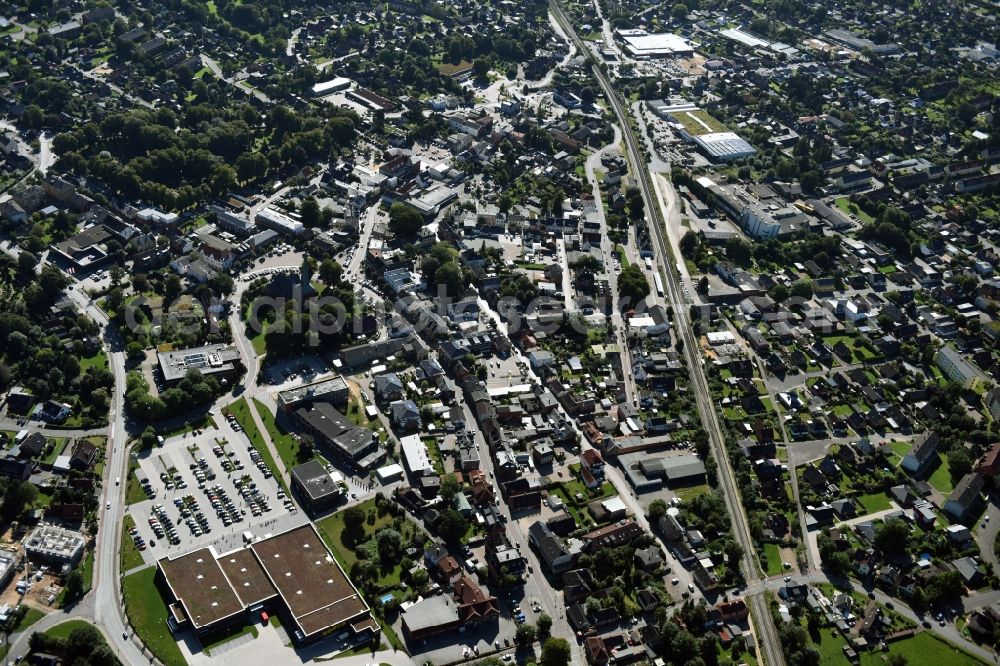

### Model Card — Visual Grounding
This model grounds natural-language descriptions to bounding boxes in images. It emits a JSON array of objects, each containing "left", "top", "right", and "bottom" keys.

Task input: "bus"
[
  {"left": 644, "top": 257, "right": 653, "bottom": 272},
  {"left": 653, "top": 273, "right": 664, "bottom": 297}
]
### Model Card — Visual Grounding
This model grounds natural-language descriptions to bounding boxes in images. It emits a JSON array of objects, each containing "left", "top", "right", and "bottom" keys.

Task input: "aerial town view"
[{"left": 0, "top": 0, "right": 997, "bottom": 664}]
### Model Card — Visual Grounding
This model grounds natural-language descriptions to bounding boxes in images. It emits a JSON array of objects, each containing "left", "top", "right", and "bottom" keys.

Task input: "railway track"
[{"left": 547, "top": 3, "right": 786, "bottom": 663}]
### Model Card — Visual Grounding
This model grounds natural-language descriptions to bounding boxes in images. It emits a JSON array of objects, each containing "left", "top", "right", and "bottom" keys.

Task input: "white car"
[{"left": 106, "top": 502, "right": 111, "bottom": 509}]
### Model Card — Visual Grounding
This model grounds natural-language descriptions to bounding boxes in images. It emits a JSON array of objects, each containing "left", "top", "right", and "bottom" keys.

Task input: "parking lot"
[{"left": 125, "top": 424, "right": 300, "bottom": 566}]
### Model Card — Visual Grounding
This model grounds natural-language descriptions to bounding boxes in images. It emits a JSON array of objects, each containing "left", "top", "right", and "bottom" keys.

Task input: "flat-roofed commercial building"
[
  {"left": 157, "top": 344, "right": 242, "bottom": 386},
  {"left": 293, "top": 403, "right": 384, "bottom": 472},
  {"left": 617, "top": 28, "right": 694, "bottom": 57},
  {"left": 278, "top": 376, "right": 350, "bottom": 411},
  {"left": 291, "top": 459, "right": 345, "bottom": 516},
  {"left": 157, "top": 523, "right": 378, "bottom": 645}
]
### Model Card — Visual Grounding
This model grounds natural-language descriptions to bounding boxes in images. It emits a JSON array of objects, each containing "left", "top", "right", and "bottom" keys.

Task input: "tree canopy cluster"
[{"left": 53, "top": 103, "right": 357, "bottom": 211}]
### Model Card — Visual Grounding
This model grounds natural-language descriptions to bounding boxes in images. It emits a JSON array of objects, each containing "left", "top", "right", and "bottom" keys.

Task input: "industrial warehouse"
[{"left": 156, "top": 523, "right": 378, "bottom": 646}]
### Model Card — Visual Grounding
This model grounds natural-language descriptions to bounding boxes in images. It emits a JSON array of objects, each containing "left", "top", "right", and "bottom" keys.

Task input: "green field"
[
  {"left": 867, "top": 632, "right": 986, "bottom": 666},
  {"left": 670, "top": 109, "right": 728, "bottom": 136},
  {"left": 12, "top": 607, "right": 46, "bottom": 633},
  {"left": 123, "top": 567, "right": 188, "bottom": 666},
  {"left": 762, "top": 542, "right": 785, "bottom": 576},
  {"left": 45, "top": 619, "right": 99, "bottom": 641},
  {"left": 856, "top": 492, "right": 891, "bottom": 514},
  {"left": 252, "top": 398, "right": 308, "bottom": 472},
  {"left": 79, "top": 350, "right": 108, "bottom": 372},
  {"left": 927, "top": 456, "right": 953, "bottom": 494},
  {"left": 121, "top": 515, "right": 146, "bottom": 571},
  {"left": 125, "top": 461, "right": 148, "bottom": 505},
  {"left": 41, "top": 437, "right": 69, "bottom": 465}
]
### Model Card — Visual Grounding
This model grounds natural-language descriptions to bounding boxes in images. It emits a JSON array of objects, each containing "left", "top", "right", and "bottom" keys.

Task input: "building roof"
[
  {"left": 159, "top": 547, "right": 245, "bottom": 630},
  {"left": 249, "top": 524, "right": 369, "bottom": 638},
  {"left": 399, "top": 434, "right": 434, "bottom": 476},
  {"left": 216, "top": 547, "right": 279, "bottom": 607},
  {"left": 401, "top": 594, "right": 459, "bottom": 634},
  {"left": 291, "top": 459, "right": 343, "bottom": 503},
  {"left": 295, "top": 403, "right": 374, "bottom": 457},
  {"left": 278, "top": 376, "right": 349, "bottom": 408},
  {"left": 157, "top": 344, "right": 240, "bottom": 383},
  {"left": 161, "top": 524, "right": 371, "bottom": 638},
  {"left": 906, "top": 431, "right": 939, "bottom": 464},
  {"left": 947, "top": 472, "right": 984, "bottom": 512}
]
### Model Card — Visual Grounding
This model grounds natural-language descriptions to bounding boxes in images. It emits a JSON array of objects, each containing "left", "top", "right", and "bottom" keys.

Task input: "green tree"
[
  {"left": 537, "top": 612, "right": 553, "bottom": 639},
  {"left": 472, "top": 59, "right": 489, "bottom": 79},
  {"left": 515, "top": 622, "right": 537, "bottom": 647},
  {"left": 617, "top": 264, "right": 650, "bottom": 307},
  {"left": 679, "top": 231, "right": 700, "bottom": 258},
  {"left": 439, "top": 474, "right": 462, "bottom": 501},
  {"left": 436, "top": 509, "right": 468, "bottom": 545},
  {"left": 790, "top": 279, "right": 814, "bottom": 300},
  {"left": 948, "top": 448, "right": 973, "bottom": 484},
  {"left": 319, "top": 258, "right": 343, "bottom": 285},
  {"left": 873, "top": 518, "right": 909, "bottom": 556},
  {"left": 343, "top": 505, "right": 366, "bottom": 537},
  {"left": 376, "top": 528, "right": 403, "bottom": 564},
  {"left": 435, "top": 261, "right": 465, "bottom": 297},
  {"left": 540, "top": 637, "right": 572, "bottom": 666},
  {"left": 648, "top": 499, "right": 668, "bottom": 521},
  {"left": 388, "top": 203, "right": 424, "bottom": 237},
  {"left": 724, "top": 237, "right": 752, "bottom": 267},
  {"left": 299, "top": 197, "right": 322, "bottom": 228},
  {"left": 671, "top": 2, "right": 689, "bottom": 19}
]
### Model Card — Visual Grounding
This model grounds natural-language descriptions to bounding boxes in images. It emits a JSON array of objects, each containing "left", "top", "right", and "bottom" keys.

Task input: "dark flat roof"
[
  {"left": 159, "top": 548, "right": 244, "bottom": 630},
  {"left": 217, "top": 547, "right": 278, "bottom": 608},
  {"left": 250, "top": 524, "right": 369, "bottom": 637}
]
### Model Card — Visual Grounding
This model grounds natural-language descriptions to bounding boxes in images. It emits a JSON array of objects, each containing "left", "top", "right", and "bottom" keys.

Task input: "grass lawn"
[
  {"left": 672, "top": 109, "right": 728, "bottom": 136},
  {"left": 225, "top": 399, "right": 288, "bottom": 494},
  {"left": 125, "top": 460, "right": 148, "bottom": 505},
  {"left": 856, "top": 492, "right": 891, "bottom": 514},
  {"left": 121, "top": 515, "right": 145, "bottom": 571},
  {"left": 615, "top": 244, "right": 629, "bottom": 267},
  {"left": 123, "top": 567, "right": 188, "bottom": 666},
  {"left": 675, "top": 483, "right": 710, "bottom": 502},
  {"left": 809, "top": 626, "right": 849, "bottom": 664},
  {"left": 12, "top": 607, "right": 46, "bottom": 633},
  {"left": 252, "top": 398, "right": 308, "bottom": 473},
  {"left": 79, "top": 350, "right": 108, "bottom": 372},
  {"left": 762, "top": 542, "right": 785, "bottom": 576},
  {"left": 45, "top": 619, "right": 98, "bottom": 641},
  {"left": 927, "top": 457, "right": 954, "bottom": 494},
  {"left": 860, "top": 632, "right": 986, "bottom": 666},
  {"left": 888, "top": 440, "right": 911, "bottom": 459},
  {"left": 833, "top": 197, "right": 874, "bottom": 224},
  {"left": 315, "top": 499, "right": 416, "bottom": 591},
  {"left": 41, "top": 437, "right": 69, "bottom": 465},
  {"left": 157, "top": 415, "right": 214, "bottom": 440},
  {"left": 250, "top": 323, "right": 267, "bottom": 356}
]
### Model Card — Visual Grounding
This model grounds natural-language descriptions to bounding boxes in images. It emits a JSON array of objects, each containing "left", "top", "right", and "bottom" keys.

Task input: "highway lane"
[
  {"left": 66, "top": 285, "right": 153, "bottom": 666},
  {"left": 547, "top": 3, "right": 786, "bottom": 664}
]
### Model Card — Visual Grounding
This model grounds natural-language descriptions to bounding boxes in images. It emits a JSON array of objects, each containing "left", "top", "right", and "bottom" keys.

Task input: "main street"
[
  {"left": 548, "top": 3, "right": 787, "bottom": 664},
  {"left": 65, "top": 283, "right": 152, "bottom": 666}
]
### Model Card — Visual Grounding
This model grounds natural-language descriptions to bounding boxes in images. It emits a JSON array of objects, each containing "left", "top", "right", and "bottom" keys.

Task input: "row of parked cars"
[
  {"left": 206, "top": 483, "right": 244, "bottom": 528},
  {"left": 226, "top": 411, "right": 243, "bottom": 433},
  {"left": 151, "top": 504, "right": 182, "bottom": 546},
  {"left": 247, "top": 445, "right": 273, "bottom": 479},
  {"left": 175, "top": 494, "right": 212, "bottom": 537},
  {"left": 236, "top": 476, "right": 272, "bottom": 517}
]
